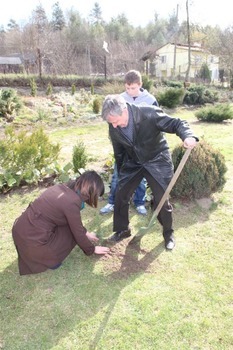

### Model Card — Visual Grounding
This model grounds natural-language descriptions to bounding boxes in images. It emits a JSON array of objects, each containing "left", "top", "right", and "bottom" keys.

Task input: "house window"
[
  {"left": 161, "top": 55, "right": 166, "bottom": 64},
  {"left": 194, "top": 55, "right": 202, "bottom": 65}
]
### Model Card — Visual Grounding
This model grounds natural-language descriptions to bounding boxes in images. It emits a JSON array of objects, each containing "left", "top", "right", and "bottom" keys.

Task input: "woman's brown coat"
[{"left": 12, "top": 184, "right": 95, "bottom": 275}]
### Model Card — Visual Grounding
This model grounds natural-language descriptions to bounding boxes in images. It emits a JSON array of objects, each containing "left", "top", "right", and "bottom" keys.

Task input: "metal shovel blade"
[{"left": 129, "top": 148, "right": 192, "bottom": 244}]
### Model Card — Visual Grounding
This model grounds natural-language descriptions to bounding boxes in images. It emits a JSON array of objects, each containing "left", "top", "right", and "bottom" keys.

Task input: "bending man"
[{"left": 101, "top": 94, "right": 198, "bottom": 250}]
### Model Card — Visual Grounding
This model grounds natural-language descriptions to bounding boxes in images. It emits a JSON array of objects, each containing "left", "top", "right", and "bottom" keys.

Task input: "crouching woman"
[{"left": 12, "top": 170, "right": 110, "bottom": 275}]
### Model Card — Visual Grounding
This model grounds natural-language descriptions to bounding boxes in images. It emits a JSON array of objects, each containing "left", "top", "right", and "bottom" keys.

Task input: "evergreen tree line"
[{"left": 0, "top": 2, "right": 233, "bottom": 78}]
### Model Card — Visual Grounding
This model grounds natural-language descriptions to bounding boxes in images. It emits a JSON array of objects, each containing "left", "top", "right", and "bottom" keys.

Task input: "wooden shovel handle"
[{"left": 148, "top": 147, "right": 192, "bottom": 227}]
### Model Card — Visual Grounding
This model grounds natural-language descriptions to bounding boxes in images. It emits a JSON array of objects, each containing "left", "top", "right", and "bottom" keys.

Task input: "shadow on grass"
[
  {"left": 89, "top": 241, "right": 164, "bottom": 349},
  {"left": 97, "top": 197, "right": 217, "bottom": 241},
  {"left": 0, "top": 241, "right": 164, "bottom": 350},
  {"left": 0, "top": 193, "right": 216, "bottom": 349}
]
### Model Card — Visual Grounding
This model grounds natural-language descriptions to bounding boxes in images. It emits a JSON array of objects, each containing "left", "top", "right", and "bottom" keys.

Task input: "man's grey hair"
[{"left": 102, "top": 94, "right": 127, "bottom": 120}]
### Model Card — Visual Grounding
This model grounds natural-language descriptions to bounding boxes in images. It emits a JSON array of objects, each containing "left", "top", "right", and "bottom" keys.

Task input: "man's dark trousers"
[{"left": 113, "top": 168, "right": 174, "bottom": 244}]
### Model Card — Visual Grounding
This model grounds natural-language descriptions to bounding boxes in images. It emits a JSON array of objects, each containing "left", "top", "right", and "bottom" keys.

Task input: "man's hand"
[
  {"left": 183, "top": 137, "right": 197, "bottom": 149},
  {"left": 86, "top": 231, "right": 99, "bottom": 243}
]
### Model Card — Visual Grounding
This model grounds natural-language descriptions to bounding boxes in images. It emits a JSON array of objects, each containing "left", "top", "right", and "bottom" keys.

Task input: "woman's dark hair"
[{"left": 67, "top": 171, "right": 104, "bottom": 208}]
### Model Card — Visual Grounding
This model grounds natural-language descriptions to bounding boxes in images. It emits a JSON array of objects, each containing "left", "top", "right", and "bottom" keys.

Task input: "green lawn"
[{"left": 0, "top": 108, "right": 233, "bottom": 350}]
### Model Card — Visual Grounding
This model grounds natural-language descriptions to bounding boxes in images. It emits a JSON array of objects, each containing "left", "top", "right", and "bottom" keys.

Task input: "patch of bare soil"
[
  {"left": 195, "top": 197, "right": 213, "bottom": 209},
  {"left": 96, "top": 238, "right": 165, "bottom": 279}
]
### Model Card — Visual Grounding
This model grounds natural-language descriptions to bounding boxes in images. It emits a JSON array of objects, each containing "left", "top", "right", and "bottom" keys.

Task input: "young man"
[
  {"left": 101, "top": 94, "right": 198, "bottom": 250},
  {"left": 100, "top": 70, "right": 158, "bottom": 216}
]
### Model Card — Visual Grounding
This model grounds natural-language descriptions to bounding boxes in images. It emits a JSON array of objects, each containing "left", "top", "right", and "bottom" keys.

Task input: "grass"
[
  {"left": 49, "top": 123, "right": 112, "bottom": 170},
  {"left": 0, "top": 107, "right": 233, "bottom": 350}
]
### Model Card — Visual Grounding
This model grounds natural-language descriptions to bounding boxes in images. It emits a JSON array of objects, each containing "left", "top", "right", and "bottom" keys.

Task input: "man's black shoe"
[{"left": 108, "top": 229, "right": 131, "bottom": 242}]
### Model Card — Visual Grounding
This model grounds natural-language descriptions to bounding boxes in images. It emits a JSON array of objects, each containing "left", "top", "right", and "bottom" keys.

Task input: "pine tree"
[{"left": 51, "top": 2, "right": 66, "bottom": 31}]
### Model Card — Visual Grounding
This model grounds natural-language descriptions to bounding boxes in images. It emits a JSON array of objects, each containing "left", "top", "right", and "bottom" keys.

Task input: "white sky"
[{"left": 0, "top": 0, "right": 232, "bottom": 30}]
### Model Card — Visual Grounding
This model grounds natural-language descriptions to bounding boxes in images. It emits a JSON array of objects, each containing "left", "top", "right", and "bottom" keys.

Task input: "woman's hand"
[
  {"left": 94, "top": 246, "right": 110, "bottom": 255},
  {"left": 86, "top": 231, "right": 99, "bottom": 242},
  {"left": 86, "top": 232, "right": 110, "bottom": 254}
]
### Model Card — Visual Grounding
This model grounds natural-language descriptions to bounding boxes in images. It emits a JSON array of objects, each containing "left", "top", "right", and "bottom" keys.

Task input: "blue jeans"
[{"left": 108, "top": 164, "right": 146, "bottom": 206}]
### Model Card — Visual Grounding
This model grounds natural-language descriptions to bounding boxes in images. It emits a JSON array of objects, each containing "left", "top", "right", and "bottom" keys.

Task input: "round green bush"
[
  {"left": 195, "top": 103, "right": 233, "bottom": 122},
  {"left": 157, "top": 87, "right": 184, "bottom": 108},
  {"left": 171, "top": 140, "right": 227, "bottom": 199},
  {"left": 183, "top": 85, "right": 218, "bottom": 105}
]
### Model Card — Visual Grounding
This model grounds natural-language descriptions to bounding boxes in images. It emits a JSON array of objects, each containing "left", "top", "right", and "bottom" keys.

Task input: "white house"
[{"left": 150, "top": 43, "right": 219, "bottom": 82}]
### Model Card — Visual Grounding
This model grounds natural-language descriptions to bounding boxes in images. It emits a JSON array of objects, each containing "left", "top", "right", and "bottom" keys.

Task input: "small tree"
[
  {"left": 46, "top": 82, "right": 53, "bottom": 96},
  {"left": 30, "top": 78, "right": 37, "bottom": 97},
  {"left": 0, "top": 89, "right": 22, "bottom": 121},
  {"left": 0, "top": 126, "right": 60, "bottom": 192},
  {"left": 142, "top": 75, "right": 153, "bottom": 92},
  {"left": 199, "top": 63, "right": 211, "bottom": 83},
  {"left": 72, "top": 141, "right": 88, "bottom": 173},
  {"left": 71, "top": 84, "right": 76, "bottom": 95},
  {"left": 92, "top": 98, "right": 101, "bottom": 114}
]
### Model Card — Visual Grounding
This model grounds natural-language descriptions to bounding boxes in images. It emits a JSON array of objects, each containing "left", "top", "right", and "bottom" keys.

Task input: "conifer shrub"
[
  {"left": 171, "top": 140, "right": 227, "bottom": 199},
  {"left": 157, "top": 87, "right": 184, "bottom": 108},
  {"left": 195, "top": 103, "right": 233, "bottom": 122},
  {"left": 163, "top": 80, "right": 183, "bottom": 88},
  {"left": 30, "top": 78, "right": 37, "bottom": 97},
  {"left": 199, "top": 63, "right": 211, "bottom": 82},
  {"left": 0, "top": 88, "right": 22, "bottom": 121},
  {"left": 72, "top": 141, "right": 88, "bottom": 173},
  {"left": 46, "top": 82, "right": 53, "bottom": 96},
  {"left": 0, "top": 126, "right": 60, "bottom": 192},
  {"left": 92, "top": 98, "right": 101, "bottom": 114},
  {"left": 183, "top": 84, "right": 218, "bottom": 105},
  {"left": 71, "top": 84, "right": 76, "bottom": 95},
  {"left": 142, "top": 75, "right": 153, "bottom": 92}
]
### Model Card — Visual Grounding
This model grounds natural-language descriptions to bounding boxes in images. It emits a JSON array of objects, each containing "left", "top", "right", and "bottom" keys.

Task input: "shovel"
[{"left": 129, "top": 147, "right": 192, "bottom": 244}]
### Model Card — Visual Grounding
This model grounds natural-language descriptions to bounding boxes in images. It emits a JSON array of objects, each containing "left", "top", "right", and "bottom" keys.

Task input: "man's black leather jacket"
[{"left": 108, "top": 103, "right": 198, "bottom": 190}]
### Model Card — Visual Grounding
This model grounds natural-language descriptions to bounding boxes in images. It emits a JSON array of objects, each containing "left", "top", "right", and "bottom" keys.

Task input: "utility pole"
[
  {"left": 172, "top": 4, "right": 179, "bottom": 79},
  {"left": 185, "top": 0, "right": 191, "bottom": 82},
  {"left": 104, "top": 55, "right": 107, "bottom": 80},
  {"left": 86, "top": 45, "right": 91, "bottom": 75}
]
